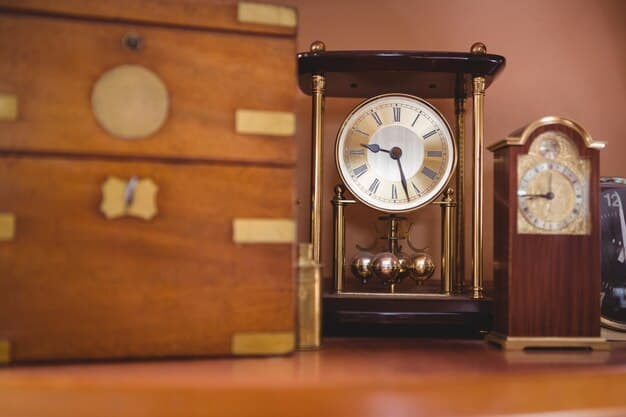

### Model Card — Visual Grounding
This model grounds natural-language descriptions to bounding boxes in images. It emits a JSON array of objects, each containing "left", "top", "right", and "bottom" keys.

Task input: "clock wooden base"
[
  {"left": 323, "top": 289, "right": 492, "bottom": 337},
  {"left": 486, "top": 332, "right": 609, "bottom": 350}
]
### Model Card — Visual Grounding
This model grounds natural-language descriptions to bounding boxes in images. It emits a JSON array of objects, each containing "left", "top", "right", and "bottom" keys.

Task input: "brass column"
[
  {"left": 332, "top": 185, "right": 356, "bottom": 294},
  {"left": 454, "top": 97, "right": 465, "bottom": 293},
  {"left": 470, "top": 42, "right": 487, "bottom": 299},
  {"left": 309, "top": 41, "right": 326, "bottom": 264},
  {"left": 440, "top": 188, "right": 456, "bottom": 295}
]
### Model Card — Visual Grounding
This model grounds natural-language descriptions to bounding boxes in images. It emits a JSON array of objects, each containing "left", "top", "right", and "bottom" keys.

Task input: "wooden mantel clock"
[{"left": 487, "top": 116, "right": 608, "bottom": 349}]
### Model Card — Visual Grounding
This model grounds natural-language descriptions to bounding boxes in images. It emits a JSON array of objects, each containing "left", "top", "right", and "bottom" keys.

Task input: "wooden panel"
[
  {"left": 0, "top": 156, "right": 295, "bottom": 361},
  {"left": 492, "top": 147, "right": 512, "bottom": 335},
  {"left": 0, "top": 13, "right": 296, "bottom": 165},
  {"left": 0, "top": 0, "right": 297, "bottom": 36}
]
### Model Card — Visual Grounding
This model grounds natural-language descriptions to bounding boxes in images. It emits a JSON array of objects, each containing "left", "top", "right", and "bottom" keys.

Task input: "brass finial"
[
  {"left": 310, "top": 40, "right": 326, "bottom": 53},
  {"left": 443, "top": 187, "right": 455, "bottom": 201},
  {"left": 470, "top": 42, "right": 487, "bottom": 55},
  {"left": 334, "top": 184, "right": 345, "bottom": 198}
]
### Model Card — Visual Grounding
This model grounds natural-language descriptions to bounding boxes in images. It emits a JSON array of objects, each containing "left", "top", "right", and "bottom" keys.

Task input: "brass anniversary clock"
[
  {"left": 487, "top": 117, "right": 607, "bottom": 349},
  {"left": 297, "top": 42, "right": 505, "bottom": 336}
]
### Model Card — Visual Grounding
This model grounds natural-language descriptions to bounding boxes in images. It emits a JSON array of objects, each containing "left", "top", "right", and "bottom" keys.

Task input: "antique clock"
[
  {"left": 487, "top": 116, "right": 608, "bottom": 349},
  {"left": 600, "top": 177, "right": 626, "bottom": 332},
  {"left": 297, "top": 42, "right": 505, "bottom": 337}
]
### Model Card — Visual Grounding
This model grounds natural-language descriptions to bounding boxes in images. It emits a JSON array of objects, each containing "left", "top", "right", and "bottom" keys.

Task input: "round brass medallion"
[{"left": 91, "top": 64, "right": 169, "bottom": 139}]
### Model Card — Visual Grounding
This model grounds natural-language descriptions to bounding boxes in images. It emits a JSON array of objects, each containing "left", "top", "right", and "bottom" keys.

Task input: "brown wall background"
[{"left": 281, "top": 0, "right": 626, "bottom": 287}]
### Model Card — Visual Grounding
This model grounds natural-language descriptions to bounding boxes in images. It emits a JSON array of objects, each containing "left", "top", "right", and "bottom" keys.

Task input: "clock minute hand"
[
  {"left": 396, "top": 159, "right": 410, "bottom": 200},
  {"left": 360, "top": 143, "right": 390, "bottom": 153},
  {"left": 518, "top": 192, "right": 551, "bottom": 199}
]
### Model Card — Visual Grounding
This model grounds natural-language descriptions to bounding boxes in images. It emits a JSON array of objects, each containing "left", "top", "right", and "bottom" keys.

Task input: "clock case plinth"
[
  {"left": 298, "top": 46, "right": 505, "bottom": 335},
  {"left": 487, "top": 117, "right": 607, "bottom": 349}
]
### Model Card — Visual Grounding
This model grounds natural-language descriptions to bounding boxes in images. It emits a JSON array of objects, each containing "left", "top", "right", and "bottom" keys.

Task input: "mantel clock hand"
[{"left": 360, "top": 143, "right": 390, "bottom": 153}]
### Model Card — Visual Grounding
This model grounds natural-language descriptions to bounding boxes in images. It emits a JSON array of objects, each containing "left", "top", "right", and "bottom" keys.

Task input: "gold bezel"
[{"left": 334, "top": 93, "right": 457, "bottom": 213}]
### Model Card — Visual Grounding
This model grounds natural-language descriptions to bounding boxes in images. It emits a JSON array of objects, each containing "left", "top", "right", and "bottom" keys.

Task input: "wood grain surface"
[
  {"left": 0, "top": 13, "right": 296, "bottom": 165},
  {"left": 1, "top": 338, "right": 626, "bottom": 417},
  {"left": 0, "top": 156, "right": 295, "bottom": 361},
  {"left": 0, "top": 0, "right": 297, "bottom": 36},
  {"left": 492, "top": 124, "right": 601, "bottom": 337}
]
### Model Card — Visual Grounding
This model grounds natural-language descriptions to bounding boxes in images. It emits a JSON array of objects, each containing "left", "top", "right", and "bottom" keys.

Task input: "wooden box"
[{"left": 0, "top": 0, "right": 298, "bottom": 362}]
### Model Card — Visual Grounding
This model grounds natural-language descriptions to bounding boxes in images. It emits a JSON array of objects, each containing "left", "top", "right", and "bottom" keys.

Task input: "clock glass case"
[
  {"left": 336, "top": 94, "right": 455, "bottom": 213},
  {"left": 601, "top": 177, "right": 626, "bottom": 331}
]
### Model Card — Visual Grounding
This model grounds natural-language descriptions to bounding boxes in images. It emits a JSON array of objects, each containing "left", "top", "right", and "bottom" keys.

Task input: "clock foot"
[{"left": 485, "top": 332, "right": 609, "bottom": 350}]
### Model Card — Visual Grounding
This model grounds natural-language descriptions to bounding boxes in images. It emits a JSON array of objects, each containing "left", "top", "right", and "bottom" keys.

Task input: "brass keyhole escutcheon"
[{"left": 100, "top": 176, "right": 158, "bottom": 220}]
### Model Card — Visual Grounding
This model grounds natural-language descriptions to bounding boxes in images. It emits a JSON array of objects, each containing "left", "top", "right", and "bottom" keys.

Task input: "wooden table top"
[{"left": 2, "top": 337, "right": 626, "bottom": 417}]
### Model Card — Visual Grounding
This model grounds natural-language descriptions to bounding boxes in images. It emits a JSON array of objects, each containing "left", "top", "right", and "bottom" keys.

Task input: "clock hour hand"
[{"left": 360, "top": 143, "right": 390, "bottom": 153}]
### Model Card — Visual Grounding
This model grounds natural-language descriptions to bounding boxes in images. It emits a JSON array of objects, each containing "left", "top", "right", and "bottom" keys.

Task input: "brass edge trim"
[
  {"left": 0, "top": 213, "right": 16, "bottom": 241},
  {"left": 330, "top": 291, "right": 456, "bottom": 299},
  {"left": 231, "top": 331, "right": 295, "bottom": 355},
  {"left": 0, "top": 340, "right": 10, "bottom": 364},
  {"left": 237, "top": 2, "right": 298, "bottom": 28},
  {"left": 233, "top": 218, "right": 295, "bottom": 243},
  {"left": 0, "top": 93, "right": 18, "bottom": 120},
  {"left": 488, "top": 116, "right": 606, "bottom": 152},
  {"left": 235, "top": 109, "right": 296, "bottom": 136},
  {"left": 486, "top": 332, "right": 610, "bottom": 350}
]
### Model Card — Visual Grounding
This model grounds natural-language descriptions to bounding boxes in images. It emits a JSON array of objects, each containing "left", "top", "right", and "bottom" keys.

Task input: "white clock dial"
[{"left": 336, "top": 94, "right": 456, "bottom": 212}]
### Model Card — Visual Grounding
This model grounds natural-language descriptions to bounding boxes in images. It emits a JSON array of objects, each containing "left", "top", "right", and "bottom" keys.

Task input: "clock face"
[
  {"left": 336, "top": 94, "right": 455, "bottom": 212},
  {"left": 600, "top": 178, "right": 626, "bottom": 331},
  {"left": 517, "top": 131, "right": 590, "bottom": 235}
]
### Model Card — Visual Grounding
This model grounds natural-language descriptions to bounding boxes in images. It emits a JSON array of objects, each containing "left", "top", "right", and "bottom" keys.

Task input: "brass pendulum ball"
[
  {"left": 371, "top": 252, "right": 400, "bottom": 284},
  {"left": 350, "top": 251, "right": 374, "bottom": 283},
  {"left": 408, "top": 252, "right": 435, "bottom": 284},
  {"left": 396, "top": 251, "right": 411, "bottom": 281}
]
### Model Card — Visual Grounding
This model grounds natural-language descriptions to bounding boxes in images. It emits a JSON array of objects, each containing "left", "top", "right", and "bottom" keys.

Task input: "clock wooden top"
[{"left": 297, "top": 50, "right": 505, "bottom": 98}]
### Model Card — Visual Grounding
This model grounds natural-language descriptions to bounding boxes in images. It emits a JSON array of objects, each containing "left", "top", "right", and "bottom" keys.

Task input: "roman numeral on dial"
[
  {"left": 369, "top": 178, "right": 381, "bottom": 194},
  {"left": 393, "top": 107, "right": 401, "bottom": 122},
  {"left": 423, "top": 130, "right": 437, "bottom": 139},
  {"left": 411, "top": 112, "right": 421, "bottom": 127},
  {"left": 371, "top": 111, "right": 383, "bottom": 126},
  {"left": 353, "top": 164, "right": 368, "bottom": 178},
  {"left": 352, "top": 127, "right": 369, "bottom": 136},
  {"left": 391, "top": 184, "right": 398, "bottom": 200}
]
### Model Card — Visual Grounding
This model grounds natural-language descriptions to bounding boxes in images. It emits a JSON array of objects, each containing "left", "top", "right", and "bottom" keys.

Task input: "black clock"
[{"left": 600, "top": 177, "right": 626, "bottom": 331}]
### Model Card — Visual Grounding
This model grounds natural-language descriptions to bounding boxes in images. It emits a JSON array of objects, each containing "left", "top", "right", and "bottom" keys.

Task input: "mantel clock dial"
[
  {"left": 336, "top": 94, "right": 456, "bottom": 213},
  {"left": 516, "top": 130, "right": 590, "bottom": 235}
]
